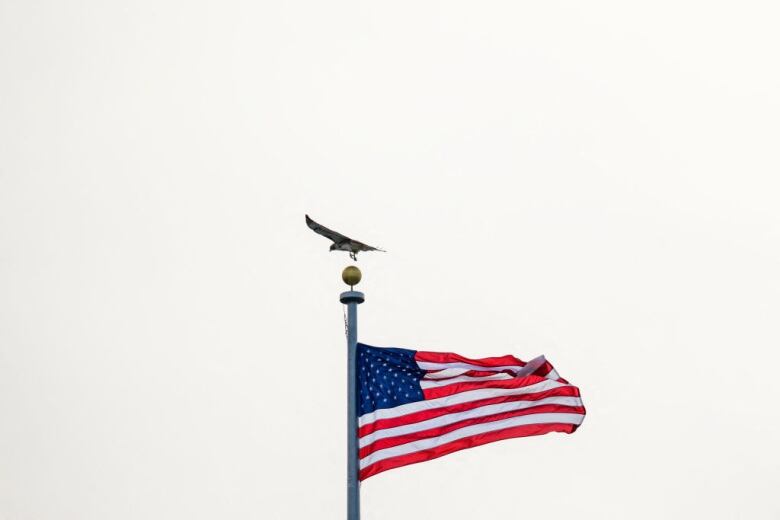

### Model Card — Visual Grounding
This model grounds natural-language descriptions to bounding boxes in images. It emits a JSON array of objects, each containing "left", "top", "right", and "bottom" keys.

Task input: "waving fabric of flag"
[{"left": 357, "top": 343, "right": 585, "bottom": 480}]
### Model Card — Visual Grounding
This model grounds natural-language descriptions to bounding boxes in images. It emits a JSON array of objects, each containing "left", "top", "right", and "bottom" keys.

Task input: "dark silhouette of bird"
[{"left": 305, "top": 214, "right": 386, "bottom": 261}]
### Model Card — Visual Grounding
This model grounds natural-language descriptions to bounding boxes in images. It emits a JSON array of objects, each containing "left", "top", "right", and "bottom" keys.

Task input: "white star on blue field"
[{"left": 357, "top": 343, "right": 426, "bottom": 416}]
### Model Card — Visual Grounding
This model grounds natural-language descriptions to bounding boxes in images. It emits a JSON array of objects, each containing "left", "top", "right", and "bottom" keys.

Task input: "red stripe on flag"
[
  {"left": 423, "top": 375, "right": 558, "bottom": 400},
  {"left": 415, "top": 351, "right": 526, "bottom": 368},
  {"left": 533, "top": 361, "right": 553, "bottom": 377},
  {"left": 359, "top": 422, "right": 578, "bottom": 480},
  {"left": 530, "top": 361, "right": 569, "bottom": 384}
]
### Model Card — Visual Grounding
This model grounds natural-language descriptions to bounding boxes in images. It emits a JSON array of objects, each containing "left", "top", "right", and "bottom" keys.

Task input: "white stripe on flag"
[
  {"left": 420, "top": 373, "right": 513, "bottom": 389},
  {"left": 423, "top": 368, "right": 472, "bottom": 380},
  {"left": 417, "top": 361, "right": 524, "bottom": 372}
]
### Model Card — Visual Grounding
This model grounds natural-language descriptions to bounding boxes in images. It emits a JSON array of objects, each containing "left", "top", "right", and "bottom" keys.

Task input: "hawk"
[{"left": 305, "top": 214, "right": 386, "bottom": 261}]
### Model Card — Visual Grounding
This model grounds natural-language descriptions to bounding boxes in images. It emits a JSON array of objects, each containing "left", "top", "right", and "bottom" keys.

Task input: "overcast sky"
[{"left": 2, "top": 1, "right": 779, "bottom": 519}]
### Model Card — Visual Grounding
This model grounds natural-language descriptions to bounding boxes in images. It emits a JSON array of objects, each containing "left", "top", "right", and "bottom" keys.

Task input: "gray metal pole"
[{"left": 340, "top": 290, "right": 364, "bottom": 520}]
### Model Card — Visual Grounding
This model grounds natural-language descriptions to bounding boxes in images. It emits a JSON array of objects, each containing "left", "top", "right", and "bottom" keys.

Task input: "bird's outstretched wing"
[
  {"left": 306, "top": 214, "right": 350, "bottom": 244},
  {"left": 352, "top": 240, "right": 386, "bottom": 253}
]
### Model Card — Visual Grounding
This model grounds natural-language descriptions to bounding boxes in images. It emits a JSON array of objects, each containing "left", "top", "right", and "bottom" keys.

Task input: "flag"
[{"left": 357, "top": 343, "right": 585, "bottom": 480}]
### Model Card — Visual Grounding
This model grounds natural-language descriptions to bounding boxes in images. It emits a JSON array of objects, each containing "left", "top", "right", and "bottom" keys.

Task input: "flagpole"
[{"left": 340, "top": 266, "right": 364, "bottom": 520}]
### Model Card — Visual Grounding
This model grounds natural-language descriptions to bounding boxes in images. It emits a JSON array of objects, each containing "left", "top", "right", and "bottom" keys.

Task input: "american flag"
[{"left": 357, "top": 343, "right": 585, "bottom": 480}]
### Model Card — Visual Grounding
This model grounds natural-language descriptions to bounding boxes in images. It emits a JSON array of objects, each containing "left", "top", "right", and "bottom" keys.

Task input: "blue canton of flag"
[{"left": 357, "top": 344, "right": 426, "bottom": 416}]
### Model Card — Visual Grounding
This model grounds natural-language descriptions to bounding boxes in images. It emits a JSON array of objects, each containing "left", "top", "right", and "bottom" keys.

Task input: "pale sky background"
[{"left": 1, "top": 1, "right": 779, "bottom": 519}]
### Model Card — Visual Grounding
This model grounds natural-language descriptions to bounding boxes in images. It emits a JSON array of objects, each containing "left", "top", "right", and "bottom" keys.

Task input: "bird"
[{"left": 305, "top": 214, "right": 386, "bottom": 261}]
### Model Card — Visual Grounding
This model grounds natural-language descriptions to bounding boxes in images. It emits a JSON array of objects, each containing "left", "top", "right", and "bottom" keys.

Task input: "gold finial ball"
[{"left": 342, "top": 265, "right": 362, "bottom": 287}]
